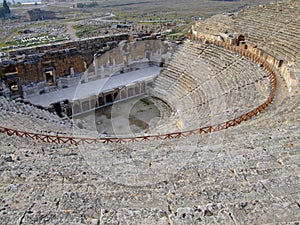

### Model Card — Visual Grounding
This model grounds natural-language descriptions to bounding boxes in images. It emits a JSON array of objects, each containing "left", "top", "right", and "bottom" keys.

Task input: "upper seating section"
[
  {"left": 234, "top": 1, "right": 300, "bottom": 61},
  {"left": 192, "top": 1, "right": 300, "bottom": 67}
]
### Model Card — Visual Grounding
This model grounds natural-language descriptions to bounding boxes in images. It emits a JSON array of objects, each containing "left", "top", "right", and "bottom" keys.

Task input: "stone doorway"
[{"left": 45, "top": 70, "right": 55, "bottom": 85}]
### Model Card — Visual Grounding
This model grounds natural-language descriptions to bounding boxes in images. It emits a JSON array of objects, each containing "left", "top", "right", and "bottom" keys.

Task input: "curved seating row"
[{"left": 151, "top": 40, "right": 271, "bottom": 133}]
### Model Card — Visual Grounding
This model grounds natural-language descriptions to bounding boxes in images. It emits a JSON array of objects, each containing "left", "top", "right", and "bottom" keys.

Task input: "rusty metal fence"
[{"left": 0, "top": 36, "right": 277, "bottom": 145}]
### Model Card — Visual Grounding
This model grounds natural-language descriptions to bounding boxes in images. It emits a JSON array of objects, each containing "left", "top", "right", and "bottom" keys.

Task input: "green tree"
[{"left": 3, "top": 0, "right": 10, "bottom": 14}]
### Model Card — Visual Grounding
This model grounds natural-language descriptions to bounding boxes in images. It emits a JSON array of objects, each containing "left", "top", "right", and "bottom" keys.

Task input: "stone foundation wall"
[{"left": 0, "top": 34, "right": 130, "bottom": 97}]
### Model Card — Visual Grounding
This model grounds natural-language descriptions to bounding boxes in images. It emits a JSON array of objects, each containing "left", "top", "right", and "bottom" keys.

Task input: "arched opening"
[
  {"left": 45, "top": 71, "right": 54, "bottom": 85},
  {"left": 113, "top": 92, "right": 119, "bottom": 101},
  {"left": 91, "top": 99, "right": 97, "bottom": 109},
  {"left": 134, "top": 86, "right": 140, "bottom": 95},
  {"left": 82, "top": 101, "right": 90, "bottom": 112},
  {"left": 98, "top": 96, "right": 105, "bottom": 106},
  {"left": 128, "top": 87, "right": 134, "bottom": 97},
  {"left": 121, "top": 89, "right": 126, "bottom": 99},
  {"left": 105, "top": 94, "right": 113, "bottom": 104},
  {"left": 73, "top": 103, "right": 81, "bottom": 114}
]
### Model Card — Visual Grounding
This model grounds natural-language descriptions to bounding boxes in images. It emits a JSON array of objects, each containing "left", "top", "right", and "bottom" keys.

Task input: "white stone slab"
[{"left": 27, "top": 66, "right": 161, "bottom": 107}]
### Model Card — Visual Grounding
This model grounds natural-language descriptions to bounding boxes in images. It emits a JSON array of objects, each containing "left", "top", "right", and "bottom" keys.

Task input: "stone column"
[
  {"left": 70, "top": 67, "right": 75, "bottom": 77},
  {"left": 93, "top": 54, "right": 99, "bottom": 77}
]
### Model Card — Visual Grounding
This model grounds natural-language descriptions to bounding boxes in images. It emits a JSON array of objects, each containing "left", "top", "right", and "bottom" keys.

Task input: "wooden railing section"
[{"left": 0, "top": 36, "right": 277, "bottom": 145}]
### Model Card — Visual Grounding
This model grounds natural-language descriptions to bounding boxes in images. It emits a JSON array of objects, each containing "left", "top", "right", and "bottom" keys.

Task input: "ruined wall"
[
  {"left": 93, "top": 40, "right": 171, "bottom": 79},
  {"left": 26, "top": 9, "right": 56, "bottom": 21},
  {"left": 1, "top": 34, "right": 130, "bottom": 89},
  {"left": 14, "top": 50, "right": 85, "bottom": 84}
]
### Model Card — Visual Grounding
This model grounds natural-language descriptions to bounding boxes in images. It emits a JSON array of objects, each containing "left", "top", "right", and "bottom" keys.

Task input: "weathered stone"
[{"left": 0, "top": 1, "right": 299, "bottom": 224}]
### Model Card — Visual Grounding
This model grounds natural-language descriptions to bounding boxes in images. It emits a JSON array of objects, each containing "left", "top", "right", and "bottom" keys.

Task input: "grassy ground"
[{"left": 0, "top": 0, "right": 275, "bottom": 51}]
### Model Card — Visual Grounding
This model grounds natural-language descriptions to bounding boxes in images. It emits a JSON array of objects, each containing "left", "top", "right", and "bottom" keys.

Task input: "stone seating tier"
[
  {"left": 0, "top": 97, "right": 96, "bottom": 137},
  {"left": 193, "top": 0, "right": 299, "bottom": 72},
  {"left": 0, "top": 89, "right": 298, "bottom": 224},
  {"left": 150, "top": 40, "right": 271, "bottom": 133}
]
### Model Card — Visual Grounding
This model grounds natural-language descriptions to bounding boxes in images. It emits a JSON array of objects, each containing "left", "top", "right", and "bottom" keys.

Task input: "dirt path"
[
  {"left": 65, "top": 13, "right": 116, "bottom": 41},
  {"left": 66, "top": 22, "right": 79, "bottom": 41}
]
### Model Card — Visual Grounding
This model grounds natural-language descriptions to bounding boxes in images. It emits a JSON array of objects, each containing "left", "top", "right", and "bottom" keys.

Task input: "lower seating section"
[
  {"left": 0, "top": 97, "right": 93, "bottom": 137},
  {"left": 151, "top": 40, "right": 271, "bottom": 133},
  {"left": 0, "top": 85, "right": 299, "bottom": 225}
]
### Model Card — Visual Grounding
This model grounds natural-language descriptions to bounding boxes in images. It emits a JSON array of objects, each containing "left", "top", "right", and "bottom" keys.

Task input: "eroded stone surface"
[
  {"left": 1, "top": 0, "right": 300, "bottom": 224},
  {"left": 1, "top": 90, "right": 299, "bottom": 224}
]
